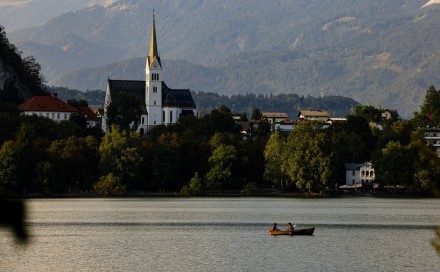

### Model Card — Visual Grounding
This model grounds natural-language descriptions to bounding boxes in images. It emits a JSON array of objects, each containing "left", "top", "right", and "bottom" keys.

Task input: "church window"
[
  {"left": 157, "top": 73, "right": 159, "bottom": 81},
  {"left": 170, "top": 111, "right": 173, "bottom": 123},
  {"left": 57, "top": 113, "right": 60, "bottom": 119},
  {"left": 154, "top": 100, "right": 156, "bottom": 105},
  {"left": 163, "top": 111, "right": 165, "bottom": 122},
  {"left": 142, "top": 117, "right": 144, "bottom": 124},
  {"left": 153, "top": 86, "right": 157, "bottom": 93}
]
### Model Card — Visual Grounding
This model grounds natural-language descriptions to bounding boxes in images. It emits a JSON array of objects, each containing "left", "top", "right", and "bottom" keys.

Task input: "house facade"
[
  {"left": 344, "top": 162, "right": 375, "bottom": 186},
  {"left": 298, "top": 110, "right": 329, "bottom": 121},
  {"left": 423, "top": 127, "right": 440, "bottom": 156},
  {"left": 102, "top": 15, "right": 196, "bottom": 133},
  {"left": 261, "top": 112, "right": 288, "bottom": 124},
  {"left": 17, "top": 93, "right": 79, "bottom": 122}
]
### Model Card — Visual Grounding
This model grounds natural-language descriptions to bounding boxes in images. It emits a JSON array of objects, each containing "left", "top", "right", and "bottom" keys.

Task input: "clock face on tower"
[{"left": 152, "top": 62, "right": 158, "bottom": 68}]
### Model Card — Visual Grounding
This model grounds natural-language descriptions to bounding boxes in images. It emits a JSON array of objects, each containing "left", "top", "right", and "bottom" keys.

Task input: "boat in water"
[{"left": 268, "top": 227, "right": 315, "bottom": 236}]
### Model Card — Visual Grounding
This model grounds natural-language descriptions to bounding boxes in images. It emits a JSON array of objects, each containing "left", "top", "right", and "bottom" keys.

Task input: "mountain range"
[{"left": 2, "top": 0, "right": 440, "bottom": 118}]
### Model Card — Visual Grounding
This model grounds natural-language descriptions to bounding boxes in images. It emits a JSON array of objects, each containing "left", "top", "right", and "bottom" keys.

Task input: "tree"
[
  {"left": 264, "top": 133, "right": 288, "bottom": 189},
  {"left": 99, "top": 125, "right": 142, "bottom": 189},
  {"left": 181, "top": 172, "right": 203, "bottom": 196},
  {"left": 251, "top": 108, "right": 262, "bottom": 120},
  {"left": 106, "top": 92, "right": 143, "bottom": 132},
  {"left": 206, "top": 144, "right": 237, "bottom": 190},
  {"left": 354, "top": 105, "right": 382, "bottom": 123},
  {"left": 93, "top": 173, "right": 126, "bottom": 196},
  {"left": 420, "top": 85, "right": 440, "bottom": 125},
  {"left": 372, "top": 141, "right": 412, "bottom": 190},
  {"left": 47, "top": 136, "right": 99, "bottom": 193},
  {"left": 281, "top": 122, "right": 332, "bottom": 193},
  {"left": 0, "top": 140, "right": 19, "bottom": 191}
]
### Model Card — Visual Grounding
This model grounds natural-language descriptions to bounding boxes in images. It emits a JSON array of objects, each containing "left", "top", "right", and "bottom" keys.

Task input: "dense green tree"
[
  {"left": 0, "top": 102, "right": 19, "bottom": 145},
  {"left": 251, "top": 108, "right": 262, "bottom": 120},
  {"left": 181, "top": 172, "right": 203, "bottom": 196},
  {"left": 0, "top": 140, "right": 19, "bottom": 191},
  {"left": 345, "top": 115, "right": 375, "bottom": 156},
  {"left": 354, "top": 105, "right": 382, "bottom": 123},
  {"left": 93, "top": 173, "right": 126, "bottom": 196},
  {"left": 420, "top": 86, "right": 440, "bottom": 121},
  {"left": 99, "top": 125, "right": 142, "bottom": 189},
  {"left": 263, "top": 133, "right": 288, "bottom": 189},
  {"left": 408, "top": 130, "right": 440, "bottom": 193},
  {"left": 206, "top": 144, "right": 237, "bottom": 190},
  {"left": 47, "top": 136, "right": 99, "bottom": 193},
  {"left": 106, "top": 92, "right": 143, "bottom": 132},
  {"left": 281, "top": 122, "right": 331, "bottom": 193},
  {"left": 372, "top": 141, "right": 413, "bottom": 190},
  {"left": 148, "top": 133, "right": 182, "bottom": 191}
]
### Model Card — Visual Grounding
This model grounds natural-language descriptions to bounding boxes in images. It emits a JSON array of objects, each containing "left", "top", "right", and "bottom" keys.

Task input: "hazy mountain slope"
[
  {"left": 53, "top": 58, "right": 224, "bottom": 93},
  {"left": 7, "top": 0, "right": 440, "bottom": 117},
  {"left": 0, "top": 0, "right": 94, "bottom": 31}
]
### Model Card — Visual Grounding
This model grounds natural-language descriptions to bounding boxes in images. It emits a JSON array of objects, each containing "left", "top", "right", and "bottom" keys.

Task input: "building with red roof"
[
  {"left": 17, "top": 93, "right": 79, "bottom": 122},
  {"left": 78, "top": 106, "right": 98, "bottom": 128}
]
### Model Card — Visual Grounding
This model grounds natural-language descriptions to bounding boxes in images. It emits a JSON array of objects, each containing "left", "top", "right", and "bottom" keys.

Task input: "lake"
[{"left": 1, "top": 197, "right": 440, "bottom": 271}]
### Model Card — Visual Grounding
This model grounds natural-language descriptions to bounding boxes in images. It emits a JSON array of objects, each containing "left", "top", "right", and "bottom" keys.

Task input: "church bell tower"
[{"left": 146, "top": 14, "right": 163, "bottom": 127}]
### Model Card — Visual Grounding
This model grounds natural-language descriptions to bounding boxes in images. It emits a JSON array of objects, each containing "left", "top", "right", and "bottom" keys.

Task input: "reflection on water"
[{"left": 1, "top": 198, "right": 440, "bottom": 272}]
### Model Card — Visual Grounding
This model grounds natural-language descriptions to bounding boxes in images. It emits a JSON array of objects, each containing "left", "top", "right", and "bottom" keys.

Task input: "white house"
[
  {"left": 423, "top": 127, "right": 440, "bottom": 156},
  {"left": 17, "top": 93, "right": 79, "bottom": 122},
  {"left": 344, "top": 162, "right": 375, "bottom": 187},
  {"left": 102, "top": 15, "right": 196, "bottom": 133}
]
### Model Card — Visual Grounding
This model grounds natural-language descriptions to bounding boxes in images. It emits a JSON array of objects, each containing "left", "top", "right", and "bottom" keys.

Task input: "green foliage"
[
  {"left": 106, "top": 92, "right": 143, "bottom": 132},
  {"left": 281, "top": 122, "right": 332, "bottom": 193},
  {"left": 181, "top": 172, "right": 203, "bottom": 196},
  {"left": 206, "top": 144, "right": 237, "bottom": 190},
  {"left": 0, "top": 140, "right": 19, "bottom": 190},
  {"left": 99, "top": 125, "right": 142, "bottom": 188},
  {"left": 242, "top": 182, "right": 258, "bottom": 195},
  {"left": 263, "top": 133, "right": 288, "bottom": 188},
  {"left": 354, "top": 105, "right": 382, "bottom": 122},
  {"left": 47, "top": 136, "right": 99, "bottom": 193},
  {"left": 373, "top": 141, "right": 413, "bottom": 189},
  {"left": 93, "top": 173, "right": 126, "bottom": 196}
]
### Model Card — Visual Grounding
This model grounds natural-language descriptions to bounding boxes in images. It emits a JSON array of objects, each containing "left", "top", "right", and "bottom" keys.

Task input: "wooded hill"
[{"left": 51, "top": 87, "right": 358, "bottom": 119}]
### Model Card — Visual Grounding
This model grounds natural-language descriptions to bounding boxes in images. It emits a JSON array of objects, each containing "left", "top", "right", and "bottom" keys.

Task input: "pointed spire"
[{"left": 148, "top": 12, "right": 161, "bottom": 67}]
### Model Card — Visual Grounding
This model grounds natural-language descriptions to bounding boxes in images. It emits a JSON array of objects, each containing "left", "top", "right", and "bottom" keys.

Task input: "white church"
[{"left": 102, "top": 15, "right": 197, "bottom": 134}]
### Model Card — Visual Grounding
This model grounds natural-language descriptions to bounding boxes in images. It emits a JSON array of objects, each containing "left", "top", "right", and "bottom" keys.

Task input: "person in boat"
[
  {"left": 286, "top": 222, "right": 294, "bottom": 232},
  {"left": 271, "top": 223, "right": 279, "bottom": 231}
]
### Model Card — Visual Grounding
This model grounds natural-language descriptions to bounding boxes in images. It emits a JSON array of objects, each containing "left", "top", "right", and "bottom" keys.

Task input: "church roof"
[
  {"left": 162, "top": 82, "right": 196, "bottom": 108},
  {"left": 148, "top": 14, "right": 161, "bottom": 67},
  {"left": 108, "top": 79, "right": 146, "bottom": 103},
  {"left": 107, "top": 79, "right": 195, "bottom": 109}
]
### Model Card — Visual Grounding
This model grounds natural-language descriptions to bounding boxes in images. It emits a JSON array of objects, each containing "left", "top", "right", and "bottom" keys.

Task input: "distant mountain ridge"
[{"left": 5, "top": 0, "right": 440, "bottom": 118}]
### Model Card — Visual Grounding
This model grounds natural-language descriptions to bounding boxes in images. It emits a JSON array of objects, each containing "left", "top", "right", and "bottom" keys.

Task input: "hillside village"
[{"left": 2, "top": 15, "right": 440, "bottom": 196}]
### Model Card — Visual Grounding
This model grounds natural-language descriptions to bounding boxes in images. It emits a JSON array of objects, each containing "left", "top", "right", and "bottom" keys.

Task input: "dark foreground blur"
[{"left": 0, "top": 199, "right": 27, "bottom": 242}]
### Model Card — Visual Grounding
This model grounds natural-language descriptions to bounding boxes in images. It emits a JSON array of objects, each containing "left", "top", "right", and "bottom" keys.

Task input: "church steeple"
[{"left": 148, "top": 13, "right": 161, "bottom": 67}]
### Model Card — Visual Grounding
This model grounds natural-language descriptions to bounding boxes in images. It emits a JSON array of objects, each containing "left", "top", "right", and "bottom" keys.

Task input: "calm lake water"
[{"left": 1, "top": 197, "right": 440, "bottom": 271}]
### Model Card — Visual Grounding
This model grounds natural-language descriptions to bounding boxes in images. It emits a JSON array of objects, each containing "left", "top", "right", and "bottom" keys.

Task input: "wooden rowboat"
[{"left": 268, "top": 227, "right": 315, "bottom": 236}]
